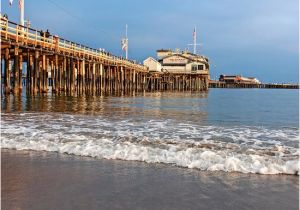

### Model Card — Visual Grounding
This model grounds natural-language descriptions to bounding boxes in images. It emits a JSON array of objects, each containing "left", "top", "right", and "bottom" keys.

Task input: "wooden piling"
[
  {"left": 4, "top": 48, "right": 10, "bottom": 94},
  {"left": 13, "top": 47, "right": 20, "bottom": 94}
]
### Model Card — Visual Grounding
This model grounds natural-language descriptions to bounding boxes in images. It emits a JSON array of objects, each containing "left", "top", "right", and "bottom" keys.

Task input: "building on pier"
[
  {"left": 143, "top": 57, "right": 162, "bottom": 72},
  {"left": 143, "top": 49, "right": 210, "bottom": 91},
  {"left": 219, "top": 75, "right": 260, "bottom": 84},
  {"left": 144, "top": 49, "right": 210, "bottom": 75}
]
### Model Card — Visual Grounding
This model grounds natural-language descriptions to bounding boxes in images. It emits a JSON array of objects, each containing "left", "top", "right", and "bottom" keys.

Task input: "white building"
[
  {"left": 219, "top": 75, "right": 261, "bottom": 84},
  {"left": 143, "top": 57, "right": 162, "bottom": 72},
  {"left": 157, "top": 49, "right": 209, "bottom": 75}
]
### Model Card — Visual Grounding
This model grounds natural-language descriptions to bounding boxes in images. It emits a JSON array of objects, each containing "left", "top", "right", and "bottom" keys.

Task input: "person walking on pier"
[
  {"left": 40, "top": 30, "right": 44, "bottom": 42},
  {"left": 45, "top": 29, "right": 50, "bottom": 38}
]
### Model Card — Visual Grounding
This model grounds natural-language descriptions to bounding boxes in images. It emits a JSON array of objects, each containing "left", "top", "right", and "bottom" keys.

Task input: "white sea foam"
[{"left": 1, "top": 113, "right": 299, "bottom": 175}]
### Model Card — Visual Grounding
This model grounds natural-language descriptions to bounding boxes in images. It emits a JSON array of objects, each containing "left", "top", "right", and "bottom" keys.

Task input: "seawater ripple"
[{"left": 1, "top": 113, "right": 299, "bottom": 175}]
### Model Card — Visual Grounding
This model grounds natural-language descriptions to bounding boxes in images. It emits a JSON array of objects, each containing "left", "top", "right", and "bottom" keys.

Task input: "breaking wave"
[{"left": 1, "top": 113, "right": 299, "bottom": 175}]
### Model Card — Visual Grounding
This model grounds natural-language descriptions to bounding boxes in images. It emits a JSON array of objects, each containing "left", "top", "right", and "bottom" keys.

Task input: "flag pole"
[
  {"left": 193, "top": 26, "right": 196, "bottom": 54},
  {"left": 188, "top": 26, "right": 202, "bottom": 55},
  {"left": 125, "top": 24, "right": 128, "bottom": 59},
  {"left": 20, "top": 0, "right": 25, "bottom": 27}
]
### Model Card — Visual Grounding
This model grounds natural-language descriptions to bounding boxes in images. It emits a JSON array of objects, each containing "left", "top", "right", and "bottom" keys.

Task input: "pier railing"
[{"left": 0, "top": 17, "right": 147, "bottom": 72}]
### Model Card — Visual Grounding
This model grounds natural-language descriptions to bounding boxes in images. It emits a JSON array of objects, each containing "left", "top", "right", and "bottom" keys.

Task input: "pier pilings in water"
[{"left": 145, "top": 72, "right": 209, "bottom": 92}]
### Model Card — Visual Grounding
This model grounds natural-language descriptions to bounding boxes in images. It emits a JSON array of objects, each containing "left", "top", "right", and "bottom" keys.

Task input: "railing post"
[
  {"left": 5, "top": 19, "right": 8, "bottom": 39},
  {"left": 16, "top": 25, "right": 19, "bottom": 43},
  {"left": 26, "top": 26, "right": 29, "bottom": 45},
  {"left": 43, "top": 34, "right": 45, "bottom": 48}
]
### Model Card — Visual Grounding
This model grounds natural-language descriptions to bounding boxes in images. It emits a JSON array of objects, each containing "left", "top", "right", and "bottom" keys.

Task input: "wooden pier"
[
  {"left": 0, "top": 18, "right": 209, "bottom": 95},
  {"left": 209, "top": 81, "right": 299, "bottom": 89},
  {"left": 0, "top": 18, "right": 150, "bottom": 95}
]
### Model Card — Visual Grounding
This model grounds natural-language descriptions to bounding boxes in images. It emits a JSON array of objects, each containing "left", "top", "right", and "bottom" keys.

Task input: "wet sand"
[{"left": 1, "top": 149, "right": 299, "bottom": 210}]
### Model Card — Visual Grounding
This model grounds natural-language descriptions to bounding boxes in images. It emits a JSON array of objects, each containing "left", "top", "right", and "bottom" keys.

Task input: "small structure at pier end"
[{"left": 219, "top": 75, "right": 260, "bottom": 84}]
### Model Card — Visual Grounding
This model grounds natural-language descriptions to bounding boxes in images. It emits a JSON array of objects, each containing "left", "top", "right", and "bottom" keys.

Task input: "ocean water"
[{"left": 1, "top": 89, "right": 299, "bottom": 175}]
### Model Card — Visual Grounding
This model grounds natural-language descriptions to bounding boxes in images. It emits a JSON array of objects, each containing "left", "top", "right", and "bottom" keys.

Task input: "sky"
[{"left": 1, "top": 0, "right": 299, "bottom": 83}]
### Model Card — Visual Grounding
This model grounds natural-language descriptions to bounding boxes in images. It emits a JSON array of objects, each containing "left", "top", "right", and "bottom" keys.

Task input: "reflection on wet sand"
[{"left": 2, "top": 149, "right": 299, "bottom": 210}]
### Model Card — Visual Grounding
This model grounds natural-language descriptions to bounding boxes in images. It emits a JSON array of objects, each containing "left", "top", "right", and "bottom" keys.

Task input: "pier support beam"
[
  {"left": 92, "top": 62, "right": 96, "bottom": 94},
  {"left": 82, "top": 59, "right": 85, "bottom": 94},
  {"left": 70, "top": 58, "right": 75, "bottom": 93},
  {"left": 53, "top": 54, "right": 59, "bottom": 92},
  {"left": 100, "top": 63, "right": 104, "bottom": 93},
  {"left": 33, "top": 51, "right": 39, "bottom": 94},
  {"left": 62, "top": 56, "right": 66, "bottom": 92},
  {"left": 26, "top": 52, "right": 32, "bottom": 92},
  {"left": 13, "top": 47, "right": 20, "bottom": 94},
  {"left": 18, "top": 54, "right": 23, "bottom": 91},
  {"left": 41, "top": 54, "right": 46, "bottom": 93},
  {"left": 4, "top": 48, "right": 11, "bottom": 94}
]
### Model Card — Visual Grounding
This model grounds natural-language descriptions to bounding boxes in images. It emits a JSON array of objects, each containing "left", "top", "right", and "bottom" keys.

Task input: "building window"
[
  {"left": 192, "top": 65, "right": 197, "bottom": 71},
  {"left": 198, "top": 65, "right": 204, "bottom": 70}
]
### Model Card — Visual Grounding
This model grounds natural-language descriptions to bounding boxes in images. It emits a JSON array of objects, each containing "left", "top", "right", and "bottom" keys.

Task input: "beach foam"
[{"left": 1, "top": 113, "right": 299, "bottom": 175}]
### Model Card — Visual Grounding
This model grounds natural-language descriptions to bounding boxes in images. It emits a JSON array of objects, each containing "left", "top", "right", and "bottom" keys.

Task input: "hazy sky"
[{"left": 1, "top": 0, "right": 299, "bottom": 82}]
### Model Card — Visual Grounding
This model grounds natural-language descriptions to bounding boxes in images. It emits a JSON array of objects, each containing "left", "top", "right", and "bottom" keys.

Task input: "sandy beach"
[{"left": 2, "top": 149, "right": 299, "bottom": 210}]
